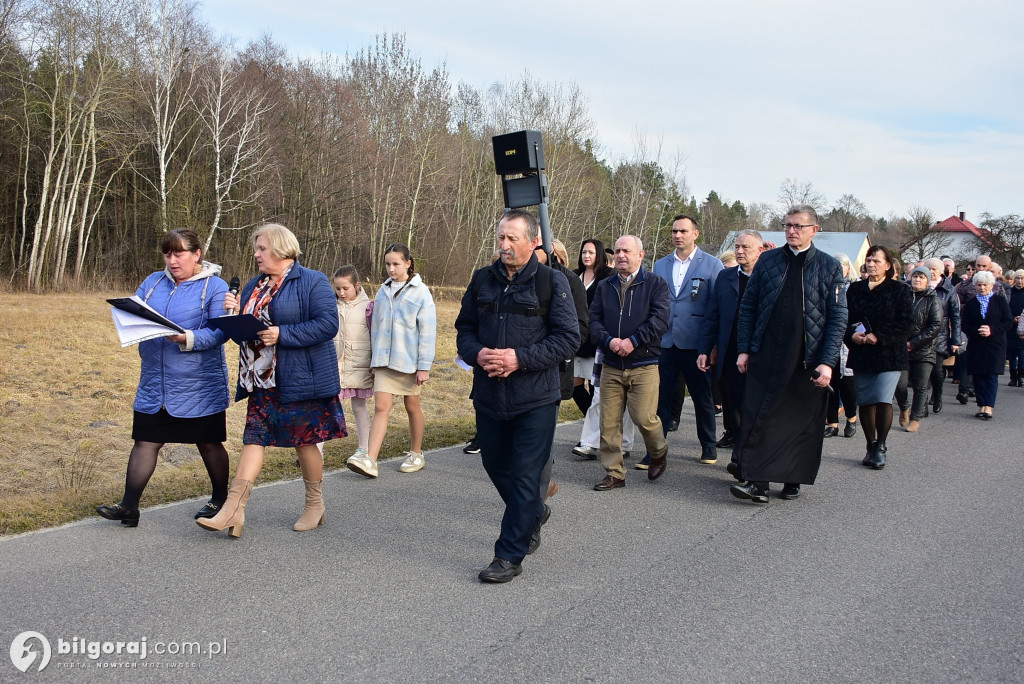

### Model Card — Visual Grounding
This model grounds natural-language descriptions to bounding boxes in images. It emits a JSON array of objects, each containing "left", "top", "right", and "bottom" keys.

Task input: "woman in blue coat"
[
  {"left": 198, "top": 223, "right": 345, "bottom": 538},
  {"left": 96, "top": 229, "right": 231, "bottom": 528}
]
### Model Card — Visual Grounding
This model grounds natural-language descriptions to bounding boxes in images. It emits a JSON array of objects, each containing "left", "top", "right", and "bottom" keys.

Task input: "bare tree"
[
  {"left": 132, "top": 0, "right": 205, "bottom": 232},
  {"left": 777, "top": 178, "right": 826, "bottom": 214},
  {"left": 895, "top": 205, "right": 950, "bottom": 261},
  {"left": 824, "top": 194, "right": 869, "bottom": 232},
  {"left": 197, "top": 40, "right": 273, "bottom": 252}
]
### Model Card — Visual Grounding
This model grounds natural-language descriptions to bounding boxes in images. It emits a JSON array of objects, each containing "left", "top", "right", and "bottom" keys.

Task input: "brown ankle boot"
[
  {"left": 293, "top": 479, "right": 325, "bottom": 531},
  {"left": 196, "top": 478, "right": 252, "bottom": 538}
]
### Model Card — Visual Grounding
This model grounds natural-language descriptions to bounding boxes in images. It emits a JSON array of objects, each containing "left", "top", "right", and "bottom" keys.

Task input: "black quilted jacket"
[{"left": 736, "top": 244, "right": 847, "bottom": 369}]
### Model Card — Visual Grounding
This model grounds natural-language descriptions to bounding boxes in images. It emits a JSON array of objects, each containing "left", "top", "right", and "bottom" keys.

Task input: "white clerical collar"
[{"left": 788, "top": 244, "right": 811, "bottom": 255}]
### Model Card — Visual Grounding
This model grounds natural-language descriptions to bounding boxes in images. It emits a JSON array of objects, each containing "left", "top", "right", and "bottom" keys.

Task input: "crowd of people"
[{"left": 96, "top": 210, "right": 1024, "bottom": 584}]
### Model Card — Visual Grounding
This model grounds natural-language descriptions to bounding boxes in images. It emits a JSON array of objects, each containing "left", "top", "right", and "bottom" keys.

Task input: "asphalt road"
[{"left": 2, "top": 378, "right": 1023, "bottom": 683}]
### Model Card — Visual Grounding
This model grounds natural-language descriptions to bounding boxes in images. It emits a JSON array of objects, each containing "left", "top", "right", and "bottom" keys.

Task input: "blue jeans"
[{"left": 476, "top": 403, "right": 558, "bottom": 565}]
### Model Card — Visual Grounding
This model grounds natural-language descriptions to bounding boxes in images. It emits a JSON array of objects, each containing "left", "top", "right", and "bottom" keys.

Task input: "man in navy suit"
[
  {"left": 697, "top": 230, "right": 764, "bottom": 473},
  {"left": 652, "top": 215, "right": 724, "bottom": 466}
]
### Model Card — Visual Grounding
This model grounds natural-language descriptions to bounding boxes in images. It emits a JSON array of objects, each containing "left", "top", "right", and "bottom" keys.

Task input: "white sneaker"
[
  {"left": 399, "top": 451, "right": 425, "bottom": 473},
  {"left": 571, "top": 444, "right": 599, "bottom": 459},
  {"left": 346, "top": 449, "right": 378, "bottom": 478}
]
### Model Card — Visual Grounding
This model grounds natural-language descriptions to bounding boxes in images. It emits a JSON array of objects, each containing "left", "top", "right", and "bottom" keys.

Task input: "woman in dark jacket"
[
  {"left": 962, "top": 270, "right": 1014, "bottom": 419},
  {"left": 198, "top": 223, "right": 345, "bottom": 538},
  {"left": 844, "top": 246, "right": 913, "bottom": 470},
  {"left": 571, "top": 239, "right": 614, "bottom": 412},
  {"left": 894, "top": 267, "right": 943, "bottom": 433},
  {"left": 1006, "top": 271, "right": 1024, "bottom": 386}
]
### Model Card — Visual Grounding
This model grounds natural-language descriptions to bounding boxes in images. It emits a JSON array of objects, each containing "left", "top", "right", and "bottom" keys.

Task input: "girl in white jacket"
[{"left": 333, "top": 265, "right": 374, "bottom": 463}]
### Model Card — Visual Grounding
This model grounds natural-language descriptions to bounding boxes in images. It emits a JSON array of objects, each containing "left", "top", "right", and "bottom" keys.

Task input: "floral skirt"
[{"left": 243, "top": 388, "right": 348, "bottom": 447}]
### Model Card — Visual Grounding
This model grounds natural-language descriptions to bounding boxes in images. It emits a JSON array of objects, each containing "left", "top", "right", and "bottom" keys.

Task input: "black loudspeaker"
[{"left": 492, "top": 130, "right": 544, "bottom": 175}]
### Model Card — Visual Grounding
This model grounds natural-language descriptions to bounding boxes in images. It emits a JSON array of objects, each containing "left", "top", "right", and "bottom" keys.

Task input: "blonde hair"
[
  {"left": 251, "top": 223, "right": 301, "bottom": 260},
  {"left": 551, "top": 239, "right": 569, "bottom": 268}
]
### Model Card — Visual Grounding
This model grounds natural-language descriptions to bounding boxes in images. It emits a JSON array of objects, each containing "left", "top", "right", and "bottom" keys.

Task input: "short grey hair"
[
  {"left": 252, "top": 223, "right": 302, "bottom": 259},
  {"left": 973, "top": 270, "right": 996, "bottom": 286},
  {"left": 786, "top": 205, "right": 818, "bottom": 225},
  {"left": 617, "top": 234, "right": 644, "bottom": 252},
  {"left": 925, "top": 258, "right": 944, "bottom": 272},
  {"left": 736, "top": 229, "right": 763, "bottom": 244}
]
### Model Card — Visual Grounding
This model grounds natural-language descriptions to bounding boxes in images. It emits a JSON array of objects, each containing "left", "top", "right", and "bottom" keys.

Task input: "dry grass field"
[{"left": 0, "top": 288, "right": 581, "bottom": 535}]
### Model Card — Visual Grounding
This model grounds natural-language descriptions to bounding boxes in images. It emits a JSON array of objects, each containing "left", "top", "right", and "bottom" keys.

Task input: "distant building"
[
  {"left": 905, "top": 212, "right": 1002, "bottom": 263},
  {"left": 718, "top": 231, "right": 871, "bottom": 272}
]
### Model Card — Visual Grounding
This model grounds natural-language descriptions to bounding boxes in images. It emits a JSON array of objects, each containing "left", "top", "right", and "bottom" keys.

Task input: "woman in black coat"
[
  {"left": 571, "top": 239, "right": 614, "bottom": 413},
  {"left": 961, "top": 270, "right": 1014, "bottom": 419},
  {"left": 844, "top": 246, "right": 914, "bottom": 469},
  {"left": 1006, "top": 271, "right": 1024, "bottom": 386},
  {"left": 894, "top": 267, "right": 943, "bottom": 432}
]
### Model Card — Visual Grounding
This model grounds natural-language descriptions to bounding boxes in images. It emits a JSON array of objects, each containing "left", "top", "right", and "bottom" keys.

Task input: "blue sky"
[{"left": 200, "top": 0, "right": 1024, "bottom": 221}]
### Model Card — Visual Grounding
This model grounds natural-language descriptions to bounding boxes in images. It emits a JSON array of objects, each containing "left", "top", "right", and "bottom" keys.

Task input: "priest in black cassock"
[{"left": 730, "top": 205, "right": 848, "bottom": 503}]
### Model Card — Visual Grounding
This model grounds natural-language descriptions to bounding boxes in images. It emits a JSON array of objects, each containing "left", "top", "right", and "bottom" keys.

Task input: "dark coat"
[
  {"left": 1007, "top": 286, "right": 1024, "bottom": 352},
  {"left": 737, "top": 244, "right": 847, "bottom": 370},
  {"left": 933, "top": 276, "right": 962, "bottom": 357},
  {"left": 907, "top": 287, "right": 943, "bottom": 364},
  {"left": 455, "top": 254, "right": 580, "bottom": 420},
  {"left": 550, "top": 260, "right": 589, "bottom": 357},
  {"left": 589, "top": 267, "right": 671, "bottom": 370},
  {"left": 235, "top": 261, "right": 340, "bottom": 403},
  {"left": 574, "top": 264, "right": 613, "bottom": 358},
  {"left": 698, "top": 265, "right": 743, "bottom": 379},
  {"left": 844, "top": 278, "right": 914, "bottom": 374},
  {"left": 962, "top": 294, "right": 1014, "bottom": 375}
]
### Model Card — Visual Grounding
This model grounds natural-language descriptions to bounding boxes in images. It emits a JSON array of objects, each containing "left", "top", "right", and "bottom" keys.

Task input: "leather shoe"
[
  {"left": 932, "top": 398, "right": 942, "bottom": 413},
  {"left": 864, "top": 442, "right": 887, "bottom": 469},
  {"left": 823, "top": 425, "right": 839, "bottom": 438},
  {"left": 96, "top": 502, "right": 140, "bottom": 527},
  {"left": 726, "top": 461, "right": 742, "bottom": 481},
  {"left": 955, "top": 392, "right": 968, "bottom": 404},
  {"left": 528, "top": 504, "right": 551, "bottom": 555},
  {"left": 478, "top": 557, "right": 522, "bottom": 583},
  {"left": 898, "top": 408, "right": 910, "bottom": 427},
  {"left": 843, "top": 421, "right": 857, "bottom": 438},
  {"left": 730, "top": 482, "right": 768, "bottom": 503},
  {"left": 648, "top": 455, "right": 667, "bottom": 480},
  {"left": 780, "top": 484, "right": 801, "bottom": 500},
  {"left": 716, "top": 431, "right": 735, "bottom": 448},
  {"left": 699, "top": 445, "right": 718, "bottom": 464},
  {"left": 194, "top": 500, "right": 222, "bottom": 520},
  {"left": 667, "top": 419, "right": 679, "bottom": 432},
  {"left": 594, "top": 475, "right": 625, "bottom": 491}
]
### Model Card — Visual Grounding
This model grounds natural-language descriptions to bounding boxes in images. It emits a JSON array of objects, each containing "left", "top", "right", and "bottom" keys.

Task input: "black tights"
[
  {"left": 858, "top": 403, "right": 893, "bottom": 448},
  {"left": 120, "top": 441, "right": 229, "bottom": 511}
]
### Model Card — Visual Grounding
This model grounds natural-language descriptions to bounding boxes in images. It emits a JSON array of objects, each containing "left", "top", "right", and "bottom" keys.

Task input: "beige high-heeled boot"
[
  {"left": 293, "top": 479, "right": 325, "bottom": 531},
  {"left": 196, "top": 478, "right": 253, "bottom": 538}
]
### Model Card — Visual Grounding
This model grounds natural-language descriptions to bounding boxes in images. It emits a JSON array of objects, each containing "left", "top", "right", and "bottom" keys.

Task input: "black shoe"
[
  {"left": 726, "top": 461, "right": 742, "bottom": 481},
  {"left": 527, "top": 504, "right": 551, "bottom": 555},
  {"left": 730, "top": 482, "right": 768, "bottom": 503},
  {"left": 621, "top": 451, "right": 631, "bottom": 461},
  {"left": 780, "top": 484, "right": 801, "bottom": 500},
  {"left": 968, "top": 389, "right": 976, "bottom": 398},
  {"left": 823, "top": 425, "right": 839, "bottom": 438},
  {"left": 479, "top": 557, "right": 522, "bottom": 583},
  {"left": 716, "top": 432, "right": 735, "bottom": 448},
  {"left": 1009, "top": 377, "right": 1018, "bottom": 387},
  {"left": 194, "top": 500, "right": 222, "bottom": 519},
  {"left": 956, "top": 392, "right": 968, "bottom": 404},
  {"left": 96, "top": 502, "right": 140, "bottom": 527},
  {"left": 667, "top": 419, "right": 679, "bottom": 432},
  {"left": 932, "top": 398, "right": 942, "bottom": 413},
  {"left": 843, "top": 421, "right": 858, "bottom": 438},
  {"left": 864, "top": 442, "right": 887, "bottom": 470},
  {"left": 699, "top": 445, "right": 718, "bottom": 465},
  {"left": 463, "top": 439, "right": 481, "bottom": 454}
]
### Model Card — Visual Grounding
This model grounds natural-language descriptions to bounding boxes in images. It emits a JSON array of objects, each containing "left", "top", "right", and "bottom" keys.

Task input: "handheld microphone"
[
  {"left": 810, "top": 369, "right": 835, "bottom": 393},
  {"left": 228, "top": 277, "right": 240, "bottom": 315}
]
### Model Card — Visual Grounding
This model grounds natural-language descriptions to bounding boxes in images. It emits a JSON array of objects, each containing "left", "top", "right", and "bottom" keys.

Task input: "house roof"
[{"left": 933, "top": 215, "right": 984, "bottom": 236}]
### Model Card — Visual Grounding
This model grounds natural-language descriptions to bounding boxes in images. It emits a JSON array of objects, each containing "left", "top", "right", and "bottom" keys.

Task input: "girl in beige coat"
[{"left": 332, "top": 265, "right": 374, "bottom": 463}]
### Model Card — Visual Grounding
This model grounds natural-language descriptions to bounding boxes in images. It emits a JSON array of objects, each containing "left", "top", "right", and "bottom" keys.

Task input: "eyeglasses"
[{"left": 783, "top": 223, "right": 816, "bottom": 231}]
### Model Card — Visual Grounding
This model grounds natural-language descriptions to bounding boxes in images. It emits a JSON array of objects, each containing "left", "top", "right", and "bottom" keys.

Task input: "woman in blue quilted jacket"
[
  {"left": 198, "top": 223, "right": 345, "bottom": 538},
  {"left": 96, "top": 228, "right": 231, "bottom": 528}
]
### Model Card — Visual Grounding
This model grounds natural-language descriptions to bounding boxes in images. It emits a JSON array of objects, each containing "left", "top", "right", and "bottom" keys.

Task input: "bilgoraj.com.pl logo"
[{"left": 9, "top": 631, "right": 227, "bottom": 673}]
